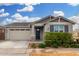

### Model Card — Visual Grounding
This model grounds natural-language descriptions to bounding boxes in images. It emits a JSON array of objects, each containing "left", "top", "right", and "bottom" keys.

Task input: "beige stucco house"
[{"left": 4, "top": 16, "right": 75, "bottom": 41}]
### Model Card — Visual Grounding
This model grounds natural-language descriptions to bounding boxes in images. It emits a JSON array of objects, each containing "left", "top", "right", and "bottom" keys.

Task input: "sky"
[{"left": 0, "top": 3, "right": 79, "bottom": 29}]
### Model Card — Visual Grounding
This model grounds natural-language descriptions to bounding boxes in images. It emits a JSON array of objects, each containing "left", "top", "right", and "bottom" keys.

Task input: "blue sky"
[{"left": 0, "top": 3, "right": 79, "bottom": 25}]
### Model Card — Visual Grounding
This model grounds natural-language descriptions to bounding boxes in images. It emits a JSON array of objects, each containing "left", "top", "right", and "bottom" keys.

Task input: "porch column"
[{"left": 31, "top": 25, "right": 35, "bottom": 41}]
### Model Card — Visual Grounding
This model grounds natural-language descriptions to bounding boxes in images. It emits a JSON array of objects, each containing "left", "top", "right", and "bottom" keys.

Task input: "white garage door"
[{"left": 9, "top": 29, "right": 31, "bottom": 40}]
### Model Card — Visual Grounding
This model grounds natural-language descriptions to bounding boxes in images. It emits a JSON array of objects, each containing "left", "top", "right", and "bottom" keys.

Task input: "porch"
[{"left": 34, "top": 25, "right": 44, "bottom": 41}]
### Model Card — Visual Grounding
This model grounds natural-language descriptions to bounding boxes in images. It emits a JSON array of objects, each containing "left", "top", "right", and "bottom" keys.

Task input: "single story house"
[{"left": 4, "top": 16, "right": 75, "bottom": 41}]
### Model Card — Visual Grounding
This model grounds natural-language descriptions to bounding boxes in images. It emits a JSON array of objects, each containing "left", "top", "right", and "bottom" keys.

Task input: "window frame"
[
  {"left": 10, "top": 29, "right": 30, "bottom": 31},
  {"left": 54, "top": 25, "right": 65, "bottom": 32},
  {"left": 50, "top": 24, "right": 65, "bottom": 32}
]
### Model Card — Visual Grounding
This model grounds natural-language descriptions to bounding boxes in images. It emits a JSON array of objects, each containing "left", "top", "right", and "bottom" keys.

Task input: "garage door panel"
[{"left": 9, "top": 30, "right": 31, "bottom": 40}]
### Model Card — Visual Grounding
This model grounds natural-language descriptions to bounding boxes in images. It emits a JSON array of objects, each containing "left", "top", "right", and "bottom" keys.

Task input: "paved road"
[{"left": 0, "top": 41, "right": 28, "bottom": 56}]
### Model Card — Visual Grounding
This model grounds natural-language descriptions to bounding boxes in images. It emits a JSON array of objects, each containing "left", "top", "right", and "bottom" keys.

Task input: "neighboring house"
[
  {"left": 0, "top": 26, "right": 5, "bottom": 40},
  {"left": 5, "top": 16, "right": 75, "bottom": 41}
]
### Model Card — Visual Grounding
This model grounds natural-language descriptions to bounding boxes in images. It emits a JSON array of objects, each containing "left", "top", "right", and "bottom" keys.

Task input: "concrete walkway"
[{"left": 0, "top": 41, "right": 28, "bottom": 56}]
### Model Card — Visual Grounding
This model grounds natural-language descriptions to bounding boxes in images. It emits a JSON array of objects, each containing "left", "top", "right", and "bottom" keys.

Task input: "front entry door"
[
  {"left": 35, "top": 26, "right": 44, "bottom": 40},
  {"left": 35, "top": 28, "right": 40, "bottom": 40}
]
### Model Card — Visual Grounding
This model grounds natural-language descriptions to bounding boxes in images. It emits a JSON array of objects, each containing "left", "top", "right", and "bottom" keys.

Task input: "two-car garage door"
[{"left": 8, "top": 29, "right": 31, "bottom": 40}]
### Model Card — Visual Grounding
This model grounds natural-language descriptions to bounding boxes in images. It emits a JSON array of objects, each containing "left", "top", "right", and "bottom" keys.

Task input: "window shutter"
[
  {"left": 50, "top": 25, "right": 54, "bottom": 32},
  {"left": 64, "top": 25, "right": 68, "bottom": 32}
]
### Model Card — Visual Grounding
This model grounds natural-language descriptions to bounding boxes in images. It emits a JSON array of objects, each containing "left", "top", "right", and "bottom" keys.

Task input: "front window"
[
  {"left": 50, "top": 25, "right": 65, "bottom": 32},
  {"left": 54, "top": 25, "right": 64, "bottom": 32}
]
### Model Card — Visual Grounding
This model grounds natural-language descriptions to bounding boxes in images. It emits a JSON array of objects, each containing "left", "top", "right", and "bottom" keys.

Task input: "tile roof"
[{"left": 5, "top": 22, "right": 32, "bottom": 28}]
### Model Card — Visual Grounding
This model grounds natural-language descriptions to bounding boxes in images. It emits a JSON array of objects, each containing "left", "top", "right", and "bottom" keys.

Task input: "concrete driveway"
[
  {"left": 0, "top": 41, "right": 28, "bottom": 48},
  {"left": 0, "top": 41, "right": 28, "bottom": 56}
]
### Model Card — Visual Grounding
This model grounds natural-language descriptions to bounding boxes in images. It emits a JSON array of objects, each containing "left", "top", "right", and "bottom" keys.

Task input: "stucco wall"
[
  {"left": 31, "top": 20, "right": 73, "bottom": 41},
  {"left": 44, "top": 22, "right": 73, "bottom": 33}
]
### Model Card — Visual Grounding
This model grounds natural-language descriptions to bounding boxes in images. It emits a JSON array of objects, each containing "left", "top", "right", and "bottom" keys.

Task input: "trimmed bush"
[
  {"left": 39, "top": 43, "right": 46, "bottom": 48},
  {"left": 45, "top": 32, "right": 72, "bottom": 41},
  {"left": 44, "top": 32, "right": 73, "bottom": 48}
]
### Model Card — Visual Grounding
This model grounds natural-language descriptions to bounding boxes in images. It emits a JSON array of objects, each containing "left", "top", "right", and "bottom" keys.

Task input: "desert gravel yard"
[{"left": 0, "top": 41, "right": 28, "bottom": 56}]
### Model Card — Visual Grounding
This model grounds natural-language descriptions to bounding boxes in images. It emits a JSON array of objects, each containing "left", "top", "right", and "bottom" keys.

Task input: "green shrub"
[
  {"left": 31, "top": 43, "right": 36, "bottom": 48},
  {"left": 39, "top": 43, "right": 46, "bottom": 48},
  {"left": 62, "top": 43, "right": 70, "bottom": 48},
  {"left": 76, "top": 44, "right": 79, "bottom": 48},
  {"left": 51, "top": 43, "right": 59, "bottom": 48},
  {"left": 70, "top": 44, "right": 79, "bottom": 48},
  {"left": 51, "top": 39, "right": 61, "bottom": 48},
  {"left": 44, "top": 40, "right": 52, "bottom": 47},
  {"left": 44, "top": 32, "right": 73, "bottom": 48}
]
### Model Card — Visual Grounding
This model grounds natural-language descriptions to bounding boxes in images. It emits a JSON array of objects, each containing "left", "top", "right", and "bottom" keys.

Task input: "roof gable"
[
  {"left": 34, "top": 15, "right": 55, "bottom": 23},
  {"left": 50, "top": 16, "right": 75, "bottom": 24},
  {"left": 34, "top": 16, "right": 75, "bottom": 24}
]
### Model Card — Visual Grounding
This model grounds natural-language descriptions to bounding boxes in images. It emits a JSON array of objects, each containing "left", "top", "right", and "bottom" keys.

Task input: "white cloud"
[
  {"left": 17, "top": 5, "right": 34, "bottom": 12},
  {"left": 24, "top": 3, "right": 40, "bottom": 6},
  {"left": 1, "top": 13, "right": 41, "bottom": 25},
  {"left": 53, "top": 11, "right": 64, "bottom": 17},
  {"left": 1, "top": 18, "right": 13, "bottom": 25},
  {"left": 20, "top": 3, "right": 40, "bottom": 6},
  {"left": 68, "top": 3, "right": 79, "bottom": 6},
  {"left": 11, "top": 13, "right": 40, "bottom": 22},
  {"left": 0, "top": 9, "right": 5, "bottom": 13},
  {"left": 12, "top": 13, "right": 22, "bottom": 18},
  {"left": 0, "top": 4, "right": 15, "bottom": 6},
  {"left": 69, "top": 16, "right": 79, "bottom": 23},
  {"left": 0, "top": 8, "right": 10, "bottom": 17},
  {"left": 0, "top": 3, "right": 40, "bottom": 6},
  {"left": 0, "top": 12, "right": 9, "bottom": 17},
  {"left": 22, "top": 16, "right": 41, "bottom": 22},
  {"left": 11, "top": 13, "right": 26, "bottom": 22},
  {"left": 69, "top": 15, "right": 79, "bottom": 30},
  {"left": 13, "top": 16, "right": 40, "bottom": 22},
  {"left": 17, "top": 3, "right": 40, "bottom": 12},
  {"left": 0, "top": 3, "right": 39, "bottom": 13}
]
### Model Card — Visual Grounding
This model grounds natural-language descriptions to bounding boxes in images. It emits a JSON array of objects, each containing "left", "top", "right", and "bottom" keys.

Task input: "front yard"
[{"left": 28, "top": 32, "right": 79, "bottom": 56}]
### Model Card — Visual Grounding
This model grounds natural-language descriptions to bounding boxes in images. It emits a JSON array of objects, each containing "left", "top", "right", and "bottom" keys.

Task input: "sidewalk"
[{"left": 28, "top": 48, "right": 79, "bottom": 56}]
